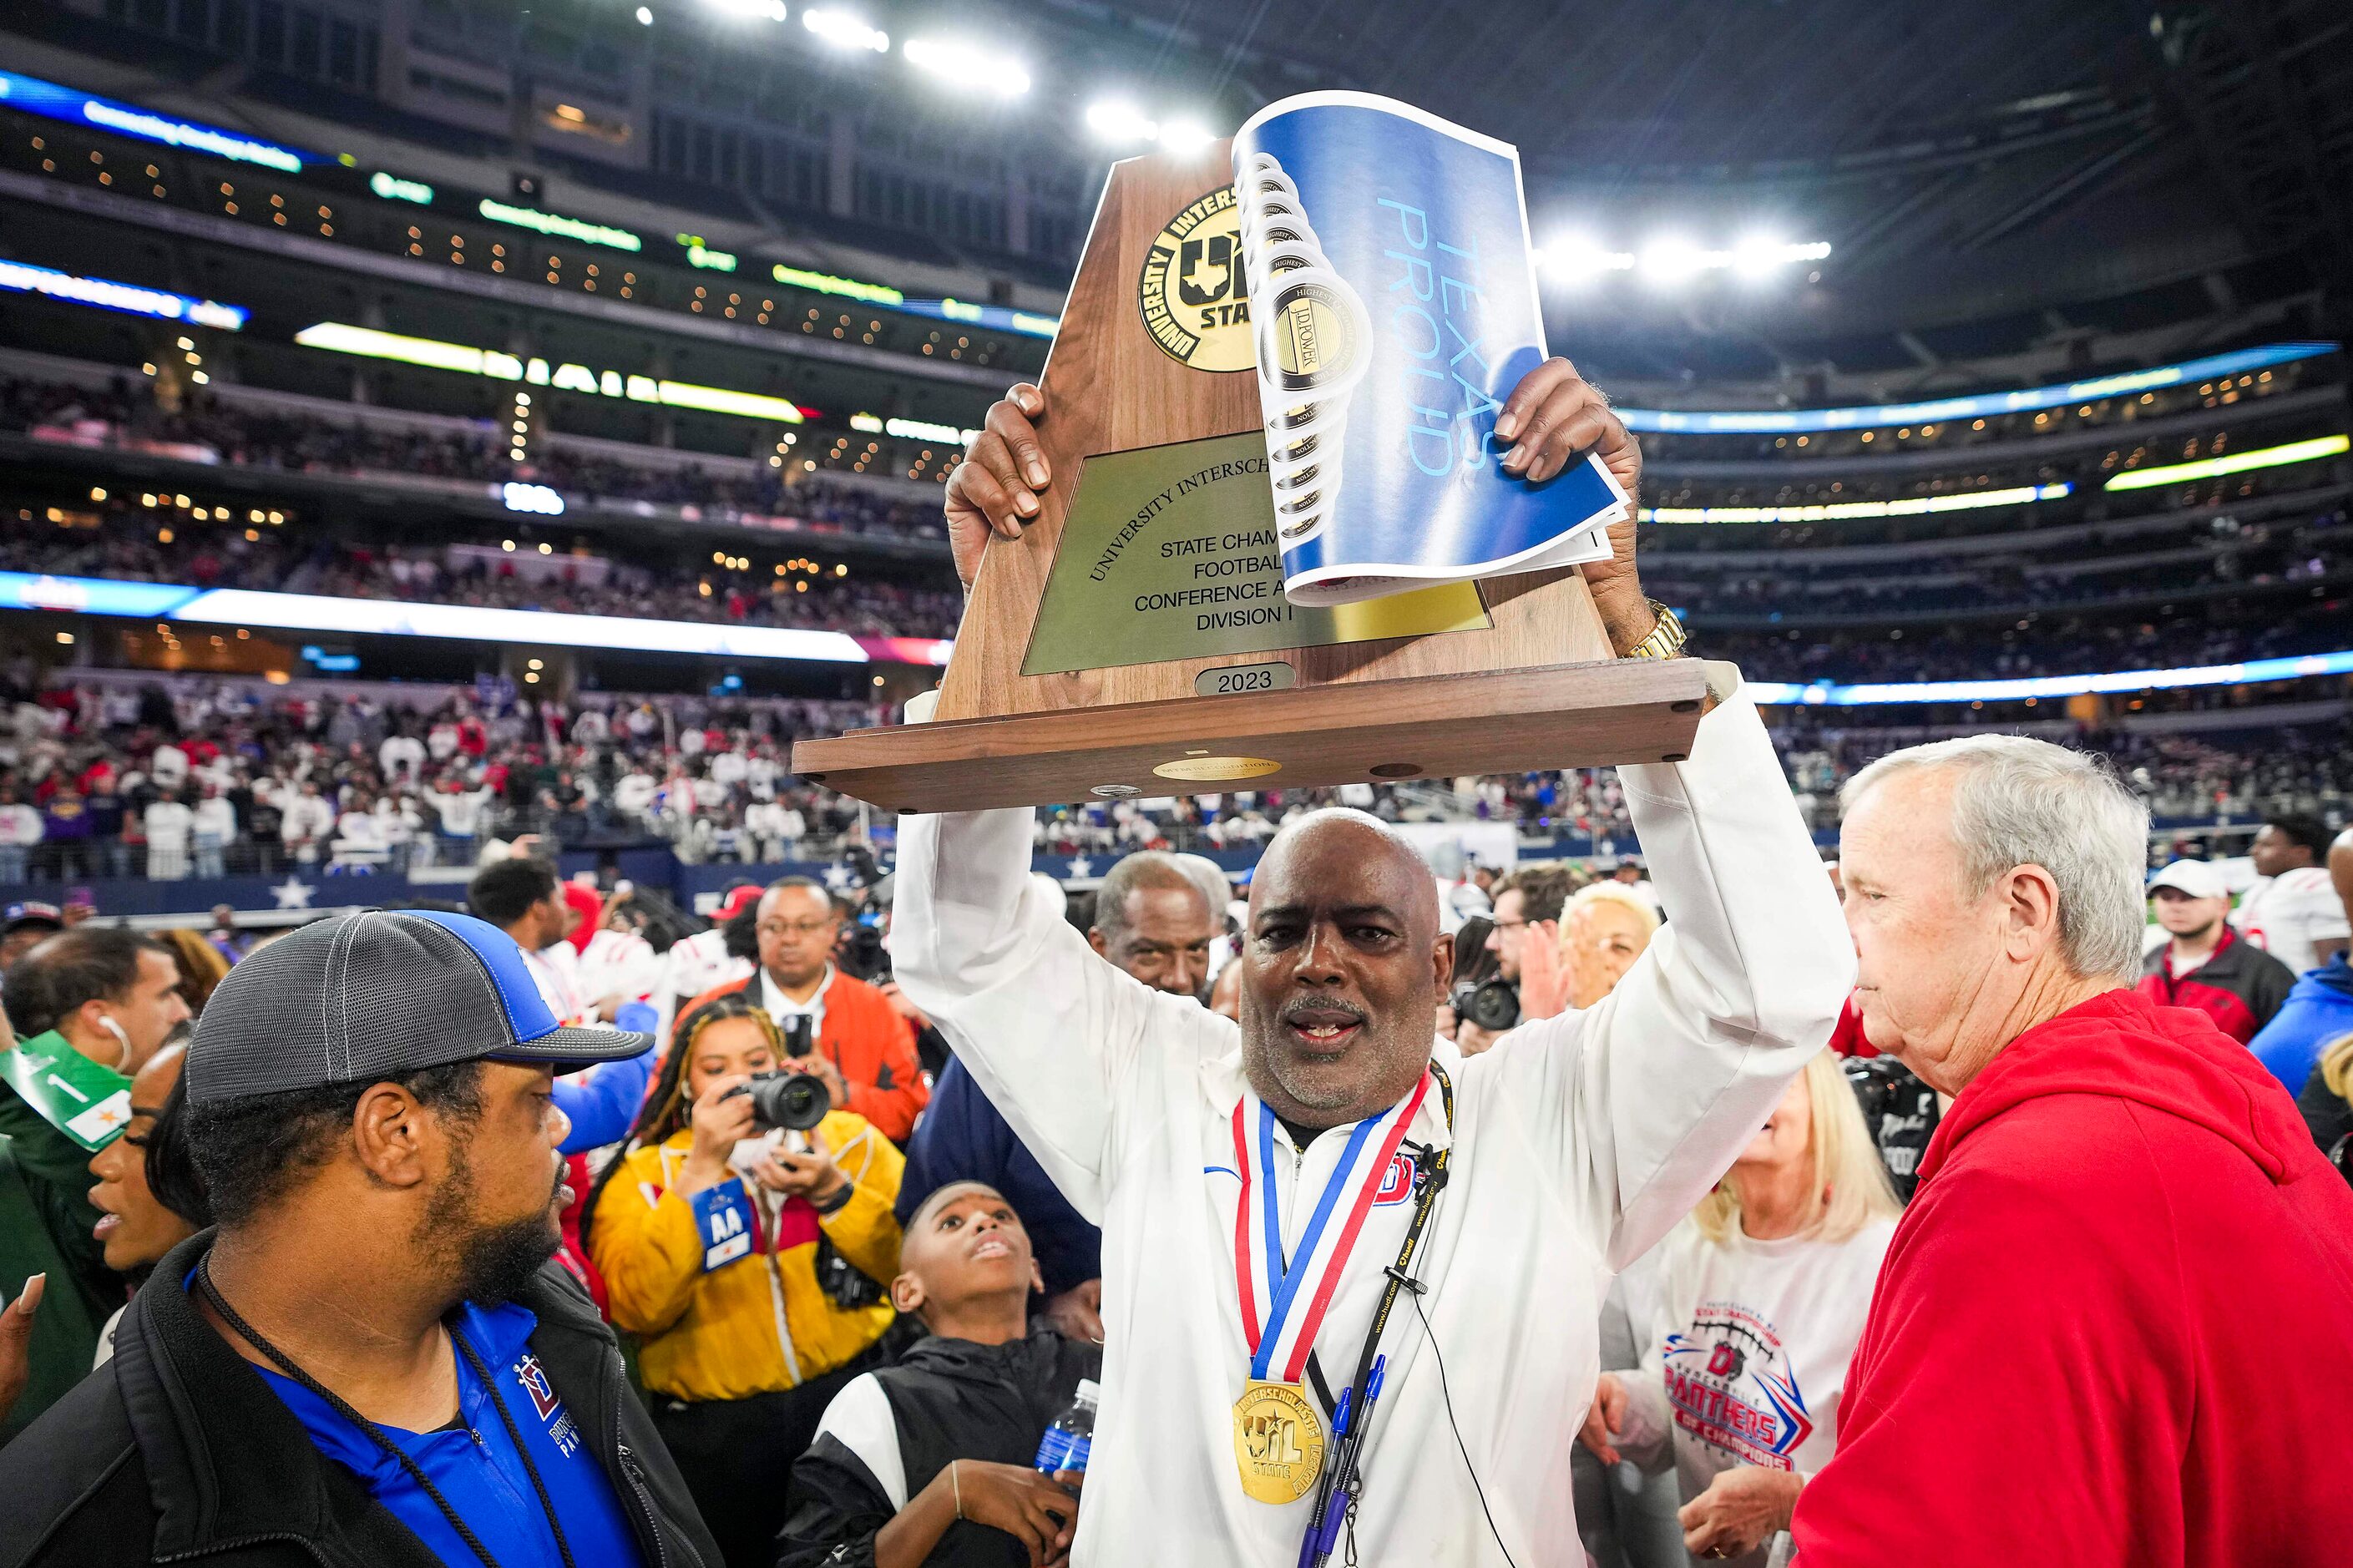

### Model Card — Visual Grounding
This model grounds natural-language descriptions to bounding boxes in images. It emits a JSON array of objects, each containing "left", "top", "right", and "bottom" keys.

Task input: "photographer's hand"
[
  {"left": 787, "top": 1052, "right": 852, "bottom": 1111},
  {"left": 677, "top": 1074, "right": 755, "bottom": 1197},
  {"left": 1516, "top": 919, "right": 1568, "bottom": 1020},
  {"left": 756, "top": 1128, "right": 848, "bottom": 1204}
]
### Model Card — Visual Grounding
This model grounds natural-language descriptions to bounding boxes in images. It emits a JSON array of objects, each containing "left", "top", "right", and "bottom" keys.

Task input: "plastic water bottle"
[{"left": 1033, "top": 1379, "right": 1100, "bottom": 1474}]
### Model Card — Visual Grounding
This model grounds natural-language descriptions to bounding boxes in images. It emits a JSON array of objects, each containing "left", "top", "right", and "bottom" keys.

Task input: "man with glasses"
[{"left": 684, "top": 878, "right": 929, "bottom": 1143}]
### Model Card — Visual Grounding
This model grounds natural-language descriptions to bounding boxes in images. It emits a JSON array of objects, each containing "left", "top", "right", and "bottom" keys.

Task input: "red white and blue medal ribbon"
[{"left": 1231, "top": 1073, "right": 1430, "bottom": 1384}]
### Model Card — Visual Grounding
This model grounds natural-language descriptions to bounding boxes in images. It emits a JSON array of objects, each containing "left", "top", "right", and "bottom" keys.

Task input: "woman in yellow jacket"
[{"left": 586, "top": 991, "right": 904, "bottom": 1567}]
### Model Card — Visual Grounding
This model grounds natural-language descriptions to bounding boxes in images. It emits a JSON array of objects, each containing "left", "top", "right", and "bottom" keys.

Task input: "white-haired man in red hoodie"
[{"left": 1794, "top": 736, "right": 2353, "bottom": 1566}]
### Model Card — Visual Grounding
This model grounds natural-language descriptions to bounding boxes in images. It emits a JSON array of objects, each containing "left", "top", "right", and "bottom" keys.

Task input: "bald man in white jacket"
[{"left": 890, "top": 371, "right": 1853, "bottom": 1567}]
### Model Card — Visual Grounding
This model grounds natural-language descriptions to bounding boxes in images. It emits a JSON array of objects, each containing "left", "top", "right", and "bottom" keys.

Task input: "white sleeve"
[
  {"left": 892, "top": 806, "right": 1236, "bottom": 1222},
  {"left": 811, "top": 1373, "right": 907, "bottom": 1510},
  {"left": 2290, "top": 877, "right": 2351, "bottom": 945},
  {"left": 1468, "top": 690, "right": 1855, "bottom": 1268}
]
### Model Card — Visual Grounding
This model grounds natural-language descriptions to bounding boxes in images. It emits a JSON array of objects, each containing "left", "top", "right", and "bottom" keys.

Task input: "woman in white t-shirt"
[{"left": 1581, "top": 1050, "right": 1900, "bottom": 1567}]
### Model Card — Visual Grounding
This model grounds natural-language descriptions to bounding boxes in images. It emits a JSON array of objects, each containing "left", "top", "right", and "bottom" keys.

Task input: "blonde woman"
[
  {"left": 1581, "top": 1052, "right": 1900, "bottom": 1567},
  {"left": 1513, "top": 882, "right": 1659, "bottom": 1024}
]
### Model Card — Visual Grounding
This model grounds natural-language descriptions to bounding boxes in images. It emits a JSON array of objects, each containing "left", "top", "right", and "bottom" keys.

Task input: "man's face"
[
  {"left": 2250, "top": 826, "right": 2311, "bottom": 878},
  {"left": 893, "top": 1183, "right": 1040, "bottom": 1318},
  {"left": 1485, "top": 888, "right": 1529, "bottom": 982},
  {"left": 83, "top": 948, "right": 194, "bottom": 1074},
  {"left": 1240, "top": 817, "right": 1450, "bottom": 1128},
  {"left": 1091, "top": 884, "right": 1215, "bottom": 1000},
  {"left": 1562, "top": 900, "right": 1652, "bottom": 1010},
  {"left": 1839, "top": 771, "right": 2019, "bottom": 1095},
  {"left": 758, "top": 886, "right": 837, "bottom": 988},
  {"left": 418, "top": 1062, "right": 571, "bottom": 1307},
  {"left": 2153, "top": 887, "right": 2229, "bottom": 938},
  {"left": 0, "top": 925, "right": 57, "bottom": 968}
]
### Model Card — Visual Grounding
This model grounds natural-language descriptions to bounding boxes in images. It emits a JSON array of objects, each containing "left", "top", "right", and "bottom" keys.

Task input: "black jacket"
[
  {"left": 777, "top": 1325, "right": 1097, "bottom": 1568},
  {"left": 0, "top": 1230, "right": 722, "bottom": 1568}
]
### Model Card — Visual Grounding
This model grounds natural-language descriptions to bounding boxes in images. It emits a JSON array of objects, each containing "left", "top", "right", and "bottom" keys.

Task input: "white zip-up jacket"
[{"left": 892, "top": 687, "right": 1851, "bottom": 1566}]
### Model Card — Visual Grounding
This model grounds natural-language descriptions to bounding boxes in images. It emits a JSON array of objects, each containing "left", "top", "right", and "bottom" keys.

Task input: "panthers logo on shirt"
[
  {"left": 1138, "top": 187, "right": 1255, "bottom": 372},
  {"left": 1662, "top": 1312, "right": 1816, "bottom": 1469}
]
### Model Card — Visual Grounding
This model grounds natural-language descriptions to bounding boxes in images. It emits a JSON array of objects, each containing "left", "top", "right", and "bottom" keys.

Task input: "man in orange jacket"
[{"left": 685, "top": 878, "right": 929, "bottom": 1143}]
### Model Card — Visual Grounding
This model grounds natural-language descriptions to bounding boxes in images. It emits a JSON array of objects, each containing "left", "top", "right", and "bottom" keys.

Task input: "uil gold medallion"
[
  {"left": 1138, "top": 186, "right": 1254, "bottom": 372},
  {"left": 1232, "top": 1379, "right": 1325, "bottom": 1503}
]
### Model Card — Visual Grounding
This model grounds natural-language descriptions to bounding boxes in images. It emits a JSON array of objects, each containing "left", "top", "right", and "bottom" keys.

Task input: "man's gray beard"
[{"left": 1243, "top": 1032, "right": 1358, "bottom": 1112}]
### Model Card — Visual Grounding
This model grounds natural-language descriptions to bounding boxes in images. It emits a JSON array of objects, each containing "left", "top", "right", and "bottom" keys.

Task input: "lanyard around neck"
[{"left": 195, "top": 1255, "right": 579, "bottom": 1568}]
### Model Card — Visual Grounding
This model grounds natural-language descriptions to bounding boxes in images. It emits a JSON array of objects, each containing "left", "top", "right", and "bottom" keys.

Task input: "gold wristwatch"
[{"left": 1621, "top": 599, "right": 1687, "bottom": 660}]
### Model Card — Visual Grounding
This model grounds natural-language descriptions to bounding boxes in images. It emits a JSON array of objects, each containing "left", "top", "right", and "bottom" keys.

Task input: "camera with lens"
[
  {"left": 721, "top": 1014, "right": 830, "bottom": 1131},
  {"left": 1445, "top": 914, "right": 1519, "bottom": 1034},
  {"left": 837, "top": 921, "right": 891, "bottom": 983},
  {"left": 729, "top": 1069, "right": 831, "bottom": 1132},
  {"left": 1449, "top": 976, "right": 1519, "bottom": 1033}
]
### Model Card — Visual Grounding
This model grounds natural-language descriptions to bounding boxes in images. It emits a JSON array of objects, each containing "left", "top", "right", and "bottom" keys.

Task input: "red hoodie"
[{"left": 1792, "top": 987, "right": 2353, "bottom": 1567}]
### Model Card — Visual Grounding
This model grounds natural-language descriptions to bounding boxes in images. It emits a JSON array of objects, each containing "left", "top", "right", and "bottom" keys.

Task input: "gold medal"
[{"left": 1232, "top": 1379, "right": 1325, "bottom": 1503}]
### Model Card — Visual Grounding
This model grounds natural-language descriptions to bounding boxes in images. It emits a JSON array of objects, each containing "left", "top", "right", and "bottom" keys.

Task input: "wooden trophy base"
[
  {"left": 793, "top": 659, "right": 1710, "bottom": 814},
  {"left": 790, "top": 139, "right": 1709, "bottom": 813}
]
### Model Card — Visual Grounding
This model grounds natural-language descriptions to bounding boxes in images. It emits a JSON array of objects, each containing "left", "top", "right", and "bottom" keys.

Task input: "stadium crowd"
[
  {"left": 0, "top": 665, "right": 2345, "bottom": 884},
  {"left": 0, "top": 507, "right": 966, "bottom": 639},
  {"left": 2, "top": 373, "right": 949, "bottom": 536},
  {"left": 0, "top": 372, "right": 2345, "bottom": 1568}
]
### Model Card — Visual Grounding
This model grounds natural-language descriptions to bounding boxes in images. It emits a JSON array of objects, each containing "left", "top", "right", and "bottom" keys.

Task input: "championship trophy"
[{"left": 792, "top": 99, "right": 1713, "bottom": 812}]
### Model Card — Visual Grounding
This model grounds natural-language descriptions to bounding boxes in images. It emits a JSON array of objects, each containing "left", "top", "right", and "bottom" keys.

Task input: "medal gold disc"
[{"left": 1232, "top": 1380, "right": 1325, "bottom": 1503}]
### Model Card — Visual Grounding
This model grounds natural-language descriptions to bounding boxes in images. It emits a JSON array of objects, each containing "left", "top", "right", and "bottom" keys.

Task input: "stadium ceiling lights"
[
  {"left": 292, "top": 322, "right": 812, "bottom": 424},
  {"left": 0, "top": 259, "right": 246, "bottom": 330},
  {"left": 2103, "top": 432, "right": 2350, "bottom": 492},
  {"left": 802, "top": 8, "right": 888, "bottom": 51},
  {"left": 903, "top": 36, "right": 1031, "bottom": 98},
  {"left": 1538, "top": 234, "right": 1832, "bottom": 285},
  {"left": 1085, "top": 101, "right": 1217, "bottom": 150}
]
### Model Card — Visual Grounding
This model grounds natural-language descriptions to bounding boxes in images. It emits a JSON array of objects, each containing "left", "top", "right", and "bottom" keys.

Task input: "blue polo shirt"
[{"left": 243, "top": 1294, "right": 646, "bottom": 1568}]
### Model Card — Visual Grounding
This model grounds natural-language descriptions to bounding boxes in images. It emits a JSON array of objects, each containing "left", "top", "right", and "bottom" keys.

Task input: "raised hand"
[
  {"left": 1493, "top": 357, "right": 1650, "bottom": 652},
  {"left": 944, "top": 384, "right": 1052, "bottom": 591}
]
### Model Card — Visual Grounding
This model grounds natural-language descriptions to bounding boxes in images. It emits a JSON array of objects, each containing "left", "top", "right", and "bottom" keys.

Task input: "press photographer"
[
  {"left": 1455, "top": 866, "right": 1573, "bottom": 1051},
  {"left": 686, "top": 877, "right": 930, "bottom": 1144},
  {"left": 586, "top": 994, "right": 905, "bottom": 1567}
]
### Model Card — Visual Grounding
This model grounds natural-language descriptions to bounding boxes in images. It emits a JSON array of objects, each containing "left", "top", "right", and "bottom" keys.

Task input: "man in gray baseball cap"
[{"left": 0, "top": 909, "right": 721, "bottom": 1568}]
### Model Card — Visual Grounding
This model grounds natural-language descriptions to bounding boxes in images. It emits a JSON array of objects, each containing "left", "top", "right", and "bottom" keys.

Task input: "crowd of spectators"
[
  {"left": 0, "top": 507, "right": 965, "bottom": 639},
  {"left": 1, "top": 373, "right": 949, "bottom": 536},
  {"left": 1708, "top": 602, "right": 2353, "bottom": 685},
  {"left": 0, "top": 665, "right": 2346, "bottom": 885},
  {"left": 0, "top": 671, "right": 894, "bottom": 882},
  {"left": 1651, "top": 504, "right": 2350, "bottom": 619}
]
